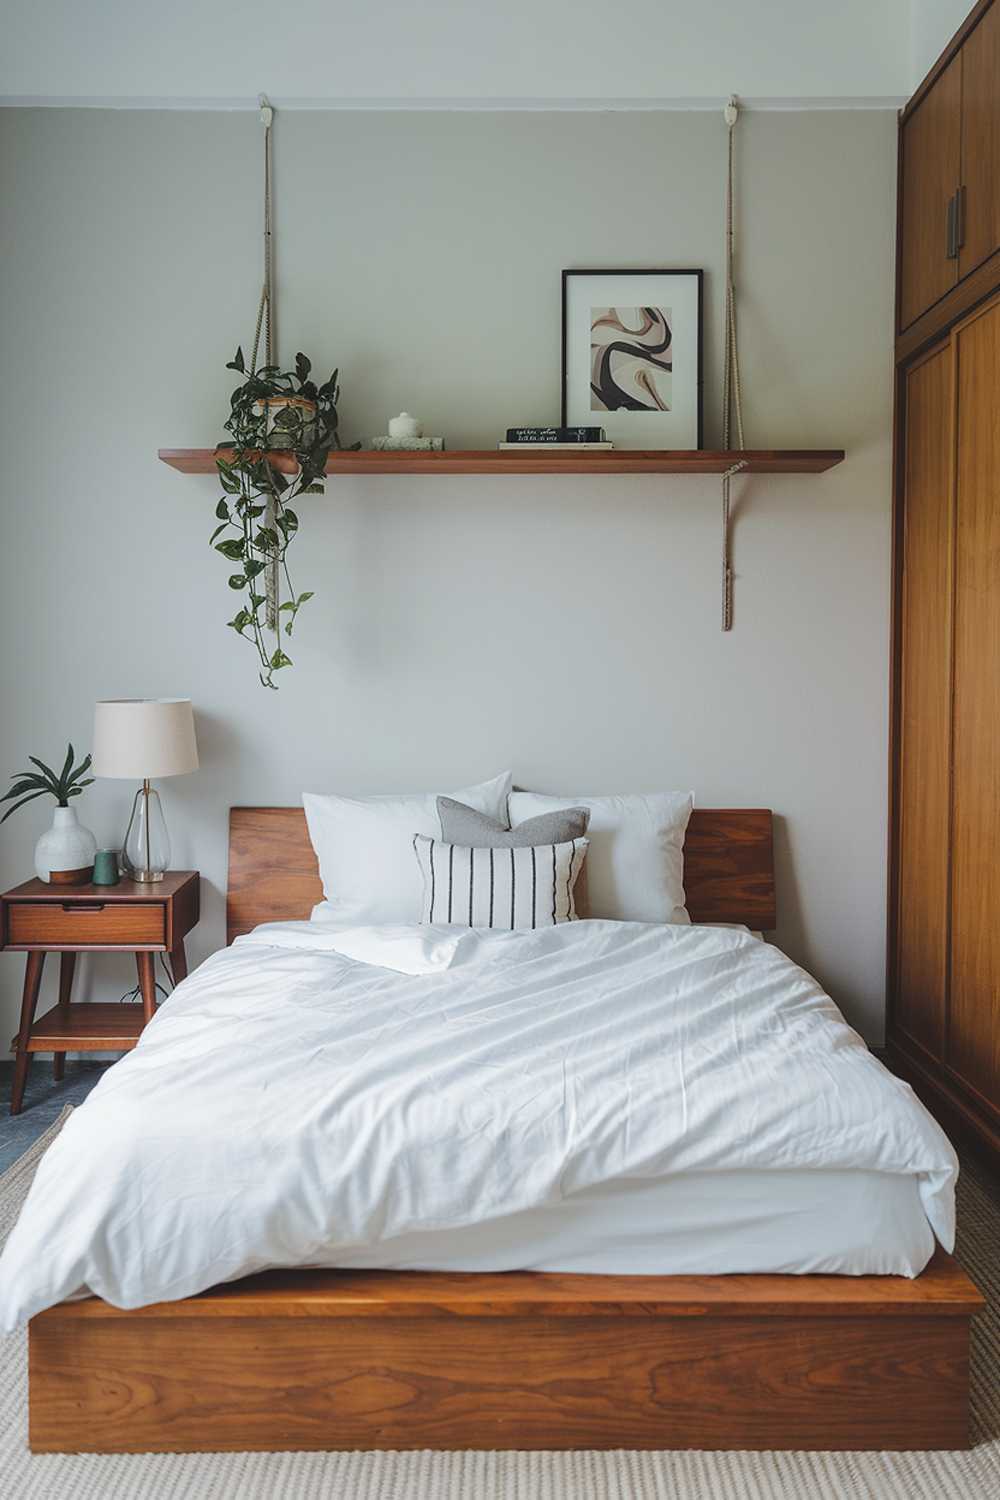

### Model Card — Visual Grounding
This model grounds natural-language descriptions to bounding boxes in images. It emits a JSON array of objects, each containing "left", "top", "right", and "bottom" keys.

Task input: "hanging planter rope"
[
  {"left": 721, "top": 95, "right": 747, "bottom": 632},
  {"left": 254, "top": 96, "right": 280, "bottom": 631},
  {"left": 207, "top": 97, "right": 356, "bottom": 689}
]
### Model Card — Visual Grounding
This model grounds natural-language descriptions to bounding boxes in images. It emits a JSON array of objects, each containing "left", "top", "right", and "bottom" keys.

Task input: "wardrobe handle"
[
  {"left": 955, "top": 184, "right": 966, "bottom": 251},
  {"left": 946, "top": 193, "right": 957, "bottom": 259}
]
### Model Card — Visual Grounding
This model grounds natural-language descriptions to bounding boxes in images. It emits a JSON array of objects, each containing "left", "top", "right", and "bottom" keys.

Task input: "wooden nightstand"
[{"left": 1, "top": 871, "right": 199, "bottom": 1115}]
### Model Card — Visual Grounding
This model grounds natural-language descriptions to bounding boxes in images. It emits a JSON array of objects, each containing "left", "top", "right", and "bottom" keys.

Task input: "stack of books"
[{"left": 498, "top": 426, "right": 613, "bottom": 451}]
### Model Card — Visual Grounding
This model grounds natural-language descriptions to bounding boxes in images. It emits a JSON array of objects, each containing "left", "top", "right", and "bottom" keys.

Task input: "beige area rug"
[{"left": 2, "top": 1108, "right": 999, "bottom": 1500}]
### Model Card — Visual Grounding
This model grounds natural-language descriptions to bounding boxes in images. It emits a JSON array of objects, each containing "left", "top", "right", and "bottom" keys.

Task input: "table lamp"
[{"left": 92, "top": 699, "right": 199, "bottom": 882}]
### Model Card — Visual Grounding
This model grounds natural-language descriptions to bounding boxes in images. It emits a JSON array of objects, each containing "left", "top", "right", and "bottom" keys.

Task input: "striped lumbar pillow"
[{"left": 413, "top": 834, "right": 588, "bottom": 929}]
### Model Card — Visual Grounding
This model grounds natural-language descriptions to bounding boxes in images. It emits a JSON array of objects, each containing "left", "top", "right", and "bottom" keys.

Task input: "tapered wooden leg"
[
  {"left": 169, "top": 941, "right": 187, "bottom": 987},
  {"left": 53, "top": 952, "right": 76, "bottom": 1081},
  {"left": 136, "top": 952, "right": 157, "bottom": 1026},
  {"left": 11, "top": 951, "right": 45, "bottom": 1116}
]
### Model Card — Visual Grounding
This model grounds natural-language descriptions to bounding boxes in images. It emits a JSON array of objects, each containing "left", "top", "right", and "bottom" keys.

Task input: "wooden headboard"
[{"left": 227, "top": 807, "right": 775, "bottom": 942}]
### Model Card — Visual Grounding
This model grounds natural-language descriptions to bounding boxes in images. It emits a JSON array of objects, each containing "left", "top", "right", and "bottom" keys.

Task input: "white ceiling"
[{"left": 0, "top": 1, "right": 966, "bottom": 109}]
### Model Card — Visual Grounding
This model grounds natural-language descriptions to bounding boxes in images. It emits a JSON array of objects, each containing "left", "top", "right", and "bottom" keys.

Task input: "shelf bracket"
[{"left": 721, "top": 459, "right": 748, "bottom": 631}]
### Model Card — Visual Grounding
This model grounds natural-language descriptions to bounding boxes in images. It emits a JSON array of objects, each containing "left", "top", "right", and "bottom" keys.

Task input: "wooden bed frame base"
[
  {"left": 26, "top": 809, "right": 983, "bottom": 1453},
  {"left": 30, "top": 1250, "right": 981, "bottom": 1453}
]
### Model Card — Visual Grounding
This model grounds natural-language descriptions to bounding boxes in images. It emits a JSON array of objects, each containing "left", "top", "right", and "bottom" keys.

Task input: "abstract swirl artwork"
[
  {"left": 590, "top": 306, "right": 672, "bottom": 412},
  {"left": 562, "top": 269, "right": 703, "bottom": 448}
]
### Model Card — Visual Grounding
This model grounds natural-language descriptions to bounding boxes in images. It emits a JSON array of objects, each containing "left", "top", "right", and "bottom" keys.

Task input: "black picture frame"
[{"left": 561, "top": 268, "right": 704, "bottom": 448}]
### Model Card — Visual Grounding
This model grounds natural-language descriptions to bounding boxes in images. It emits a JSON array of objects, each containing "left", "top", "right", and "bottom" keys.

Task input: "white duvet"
[{"left": 0, "top": 920, "right": 957, "bottom": 1327}]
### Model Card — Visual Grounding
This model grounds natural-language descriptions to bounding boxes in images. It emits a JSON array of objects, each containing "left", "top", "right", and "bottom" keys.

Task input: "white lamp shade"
[{"left": 92, "top": 699, "right": 199, "bottom": 780}]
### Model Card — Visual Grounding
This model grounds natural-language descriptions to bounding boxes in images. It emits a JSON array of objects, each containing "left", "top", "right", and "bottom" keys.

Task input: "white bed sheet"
[
  {"left": 0, "top": 918, "right": 958, "bottom": 1327},
  {"left": 316, "top": 1167, "right": 935, "bottom": 1277}
]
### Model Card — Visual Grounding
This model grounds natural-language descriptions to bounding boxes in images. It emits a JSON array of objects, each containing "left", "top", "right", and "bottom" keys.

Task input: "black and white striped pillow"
[{"left": 413, "top": 835, "right": 588, "bottom": 929}]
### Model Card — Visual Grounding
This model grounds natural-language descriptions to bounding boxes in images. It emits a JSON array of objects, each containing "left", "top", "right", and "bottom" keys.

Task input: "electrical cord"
[{"left": 118, "top": 953, "right": 176, "bottom": 1006}]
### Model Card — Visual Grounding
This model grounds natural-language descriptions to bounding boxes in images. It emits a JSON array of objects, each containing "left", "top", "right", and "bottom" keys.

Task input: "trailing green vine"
[{"left": 211, "top": 347, "right": 357, "bottom": 688}]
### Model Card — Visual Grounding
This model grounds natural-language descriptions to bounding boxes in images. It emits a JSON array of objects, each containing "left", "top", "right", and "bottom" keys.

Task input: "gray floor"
[{"left": 0, "top": 1060, "right": 111, "bottom": 1174}]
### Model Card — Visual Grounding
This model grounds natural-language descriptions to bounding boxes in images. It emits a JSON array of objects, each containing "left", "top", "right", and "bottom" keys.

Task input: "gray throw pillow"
[{"left": 438, "top": 796, "right": 590, "bottom": 847}]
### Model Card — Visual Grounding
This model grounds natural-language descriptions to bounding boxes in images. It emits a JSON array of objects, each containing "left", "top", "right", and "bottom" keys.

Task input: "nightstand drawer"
[{"left": 6, "top": 901, "right": 166, "bottom": 948}]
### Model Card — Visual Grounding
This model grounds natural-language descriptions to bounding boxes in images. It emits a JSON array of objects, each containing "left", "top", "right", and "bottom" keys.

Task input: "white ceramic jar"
[
  {"left": 34, "top": 806, "right": 97, "bottom": 884},
  {"left": 388, "top": 412, "right": 422, "bottom": 440}
]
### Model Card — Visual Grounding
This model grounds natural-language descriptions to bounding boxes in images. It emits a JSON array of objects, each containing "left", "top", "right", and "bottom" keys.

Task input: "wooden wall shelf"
[{"left": 159, "top": 448, "right": 845, "bottom": 477}]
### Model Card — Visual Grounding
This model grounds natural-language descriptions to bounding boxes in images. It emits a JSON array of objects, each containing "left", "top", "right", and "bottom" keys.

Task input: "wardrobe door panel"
[
  {"left": 951, "top": 296, "right": 1000, "bottom": 1108},
  {"left": 899, "top": 56, "right": 962, "bottom": 331},
  {"left": 959, "top": 0, "right": 1000, "bottom": 281},
  {"left": 895, "top": 342, "right": 954, "bottom": 1057}
]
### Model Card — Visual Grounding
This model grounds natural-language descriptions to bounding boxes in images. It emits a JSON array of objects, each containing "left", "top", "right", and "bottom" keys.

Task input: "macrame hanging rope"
[
  {"left": 721, "top": 95, "right": 746, "bottom": 632},
  {"left": 251, "top": 96, "right": 275, "bottom": 373},
  {"left": 252, "top": 95, "right": 279, "bottom": 631}
]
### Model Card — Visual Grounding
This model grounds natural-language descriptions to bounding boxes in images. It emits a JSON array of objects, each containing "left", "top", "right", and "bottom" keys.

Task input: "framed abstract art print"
[{"left": 561, "top": 268, "right": 703, "bottom": 448}]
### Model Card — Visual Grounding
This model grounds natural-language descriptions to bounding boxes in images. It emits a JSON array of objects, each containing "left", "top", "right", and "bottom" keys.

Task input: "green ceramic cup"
[{"left": 92, "top": 849, "right": 121, "bottom": 887}]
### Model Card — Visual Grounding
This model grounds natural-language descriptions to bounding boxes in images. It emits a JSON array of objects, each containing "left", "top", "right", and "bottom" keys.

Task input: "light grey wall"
[
  {"left": 910, "top": 0, "right": 971, "bottom": 84},
  {"left": 1, "top": 1, "right": 913, "bottom": 105},
  {"left": 0, "top": 107, "right": 895, "bottom": 1042}
]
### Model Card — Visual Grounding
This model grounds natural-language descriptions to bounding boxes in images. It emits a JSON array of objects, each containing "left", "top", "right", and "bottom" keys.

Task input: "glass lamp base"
[{"left": 122, "top": 781, "right": 171, "bottom": 882}]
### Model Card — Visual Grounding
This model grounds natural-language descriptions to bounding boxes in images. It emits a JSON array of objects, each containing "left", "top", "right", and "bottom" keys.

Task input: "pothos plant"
[{"left": 211, "top": 347, "right": 358, "bottom": 688}]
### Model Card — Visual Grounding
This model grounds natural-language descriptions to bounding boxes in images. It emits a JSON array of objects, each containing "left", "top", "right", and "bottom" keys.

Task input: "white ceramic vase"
[{"left": 34, "top": 805, "right": 97, "bottom": 885}]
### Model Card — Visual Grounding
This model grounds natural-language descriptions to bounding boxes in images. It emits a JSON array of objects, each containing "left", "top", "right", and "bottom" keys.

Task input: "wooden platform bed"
[{"left": 29, "top": 807, "right": 983, "bottom": 1454}]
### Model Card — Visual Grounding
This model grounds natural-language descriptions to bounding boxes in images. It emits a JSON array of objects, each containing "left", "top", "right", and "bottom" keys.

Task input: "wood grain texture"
[
  {"left": 887, "top": 1032, "right": 1000, "bottom": 1167},
  {"left": 135, "top": 950, "right": 157, "bottom": 1025},
  {"left": 29, "top": 1294, "right": 975, "bottom": 1452},
  {"left": 5, "top": 902, "right": 165, "bottom": 949},
  {"left": 2, "top": 873, "right": 200, "bottom": 1110},
  {"left": 166, "top": 872, "right": 200, "bottom": 950},
  {"left": 894, "top": 340, "right": 954, "bottom": 1060},
  {"left": 0, "top": 873, "right": 199, "bottom": 953},
  {"left": 10, "top": 951, "right": 44, "bottom": 1115},
  {"left": 40, "top": 1247, "right": 981, "bottom": 1322},
  {"left": 901, "top": 0, "right": 994, "bottom": 122},
  {"left": 682, "top": 809, "right": 775, "bottom": 929},
  {"left": 950, "top": 294, "right": 1000, "bottom": 1110},
  {"left": 16, "top": 1002, "right": 147, "bottom": 1052},
  {"left": 227, "top": 807, "right": 322, "bottom": 942},
  {"left": 169, "top": 942, "right": 188, "bottom": 985},
  {"left": 158, "top": 448, "right": 845, "bottom": 476},
  {"left": 52, "top": 951, "right": 75, "bottom": 1081},
  {"left": 2, "top": 872, "right": 197, "bottom": 904},
  {"left": 899, "top": 53, "right": 961, "bottom": 331},
  {"left": 226, "top": 807, "right": 775, "bottom": 942},
  {"left": 46, "top": 865, "right": 94, "bottom": 886},
  {"left": 959, "top": 0, "right": 1000, "bottom": 281},
  {"left": 896, "top": 244, "right": 1000, "bottom": 364}
]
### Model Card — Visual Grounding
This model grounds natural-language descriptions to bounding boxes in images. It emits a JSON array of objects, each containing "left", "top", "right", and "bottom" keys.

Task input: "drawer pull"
[{"left": 63, "top": 903, "right": 106, "bottom": 913}]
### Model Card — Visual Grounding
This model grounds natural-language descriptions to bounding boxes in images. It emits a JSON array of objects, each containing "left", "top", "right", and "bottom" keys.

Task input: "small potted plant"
[
  {"left": 2, "top": 745, "right": 96, "bottom": 884},
  {"left": 211, "top": 348, "right": 359, "bottom": 689}
]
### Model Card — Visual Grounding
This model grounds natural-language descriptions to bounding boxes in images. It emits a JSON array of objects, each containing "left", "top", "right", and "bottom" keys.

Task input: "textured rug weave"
[{"left": 2, "top": 1109, "right": 999, "bottom": 1500}]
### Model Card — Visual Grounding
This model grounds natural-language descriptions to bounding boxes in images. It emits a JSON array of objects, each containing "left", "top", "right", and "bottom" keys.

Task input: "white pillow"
[
  {"left": 508, "top": 791, "right": 693, "bottom": 924},
  {"left": 413, "top": 834, "right": 588, "bottom": 929},
  {"left": 303, "top": 772, "right": 512, "bottom": 925}
]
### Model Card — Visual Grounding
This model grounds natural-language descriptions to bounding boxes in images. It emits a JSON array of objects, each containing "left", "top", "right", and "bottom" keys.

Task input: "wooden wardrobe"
[{"left": 889, "top": 0, "right": 1000, "bottom": 1160}]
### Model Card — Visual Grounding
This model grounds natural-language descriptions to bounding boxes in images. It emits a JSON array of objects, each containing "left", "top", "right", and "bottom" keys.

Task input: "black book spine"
[{"left": 505, "top": 426, "right": 605, "bottom": 443}]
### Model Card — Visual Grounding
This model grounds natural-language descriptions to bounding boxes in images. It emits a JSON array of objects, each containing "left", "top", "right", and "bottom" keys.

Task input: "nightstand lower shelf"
[
  {"left": 2, "top": 870, "right": 199, "bottom": 1115},
  {"left": 14, "top": 1003, "right": 149, "bottom": 1054}
]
